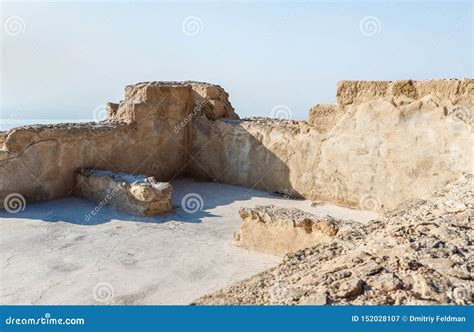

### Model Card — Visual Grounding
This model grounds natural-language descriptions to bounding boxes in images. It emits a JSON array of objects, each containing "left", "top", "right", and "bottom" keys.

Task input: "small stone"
[
  {"left": 75, "top": 168, "right": 173, "bottom": 216},
  {"left": 443, "top": 200, "right": 467, "bottom": 213},
  {"left": 288, "top": 287, "right": 306, "bottom": 301},
  {"left": 332, "top": 277, "right": 364, "bottom": 298},
  {"left": 430, "top": 209, "right": 444, "bottom": 217},
  {"left": 421, "top": 258, "right": 454, "bottom": 270},
  {"left": 368, "top": 273, "right": 402, "bottom": 292},
  {"left": 300, "top": 291, "right": 328, "bottom": 305},
  {"left": 356, "top": 261, "right": 383, "bottom": 276},
  {"left": 130, "top": 185, "right": 156, "bottom": 202}
]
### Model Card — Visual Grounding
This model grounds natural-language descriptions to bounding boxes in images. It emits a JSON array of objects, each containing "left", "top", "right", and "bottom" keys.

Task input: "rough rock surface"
[
  {"left": 234, "top": 205, "right": 340, "bottom": 256},
  {"left": 190, "top": 79, "right": 472, "bottom": 211},
  {"left": 75, "top": 168, "right": 172, "bottom": 216},
  {"left": 194, "top": 175, "right": 473, "bottom": 305},
  {"left": 1, "top": 79, "right": 472, "bottom": 213},
  {"left": 0, "top": 81, "right": 236, "bottom": 206}
]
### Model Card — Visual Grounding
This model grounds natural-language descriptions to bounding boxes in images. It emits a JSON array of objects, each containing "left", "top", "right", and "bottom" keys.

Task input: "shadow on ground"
[{"left": 0, "top": 178, "right": 281, "bottom": 225}]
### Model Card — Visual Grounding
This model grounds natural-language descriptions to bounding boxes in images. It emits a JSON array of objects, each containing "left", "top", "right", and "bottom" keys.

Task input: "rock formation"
[
  {"left": 0, "top": 78, "right": 472, "bottom": 306},
  {"left": 194, "top": 175, "right": 473, "bottom": 305},
  {"left": 234, "top": 206, "right": 340, "bottom": 256},
  {"left": 0, "top": 79, "right": 472, "bottom": 213},
  {"left": 75, "top": 168, "right": 172, "bottom": 216}
]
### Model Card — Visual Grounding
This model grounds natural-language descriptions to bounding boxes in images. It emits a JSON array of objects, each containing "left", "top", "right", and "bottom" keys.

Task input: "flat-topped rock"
[
  {"left": 74, "top": 168, "right": 173, "bottom": 216},
  {"left": 234, "top": 205, "right": 341, "bottom": 256}
]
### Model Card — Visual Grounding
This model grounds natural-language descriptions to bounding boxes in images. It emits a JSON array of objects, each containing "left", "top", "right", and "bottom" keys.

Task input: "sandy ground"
[{"left": 0, "top": 179, "right": 378, "bottom": 305}]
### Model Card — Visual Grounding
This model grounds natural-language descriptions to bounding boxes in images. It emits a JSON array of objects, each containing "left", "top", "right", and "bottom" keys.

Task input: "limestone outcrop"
[
  {"left": 190, "top": 79, "right": 472, "bottom": 211},
  {"left": 0, "top": 81, "right": 235, "bottom": 207},
  {"left": 0, "top": 79, "right": 472, "bottom": 213},
  {"left": 194, "top": 174, "right": 473, "bottom": 305},
  {"left": 75, "top": 168, "right": 172, "bottom": 216},
  {"left": 234, "top": 206, "right": 340, "bottom": 256}
]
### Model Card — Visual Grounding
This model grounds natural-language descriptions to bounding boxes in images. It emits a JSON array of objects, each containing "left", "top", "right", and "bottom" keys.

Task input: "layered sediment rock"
[
  {"left": 0, "top": 79, "right": 472, "bottom": 213},
  {"left": 75, "top": 168, "right": 172, "bottom": 216},
  {"left": 234, "top": 206, "right": 340, "bottom": 256},
  {"left": 190, "top": 79, "right": 472, "bottom": 211},
  {"left": 0, "top": 81, "right": 236, "bottom": 206},
  {"left": 194, "top": 175, "right": 473, "bottom": 305}
]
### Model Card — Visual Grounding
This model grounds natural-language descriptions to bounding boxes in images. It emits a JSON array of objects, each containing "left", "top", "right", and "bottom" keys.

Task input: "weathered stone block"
[
  {"left": 74, "top": 168, "right": 172, "bottom": 216},
  {"left": 234, "top": 205, "right": 340, "bottom": 256}
]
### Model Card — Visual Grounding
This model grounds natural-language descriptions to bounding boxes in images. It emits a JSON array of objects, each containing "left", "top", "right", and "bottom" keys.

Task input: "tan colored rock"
[
  {"left": 307, "top": 103, "right": 345, "bottom": 133},
  {"left": 234, "top": 205, "right": 340, "bottom": 256},
  {"left": 0, "top": 79, "right": 472, "bottom": 214},
  {"left": 74, "top": 168, "right": 172, "bottom": 216},
  {"left": 0, "top": 81, "right": 235, "bottom": 206},
  {"left": 332, "top": 277, "right": 364, "bottom": 298},
  {"left": 190, "top": 79, "right": 472, "bottom": 211},
  {"left": 194, "top": 175, "right": 473, "bottom": 305},
  {"left": 300, "top": 291, "right": 328, "bottom": 305}
]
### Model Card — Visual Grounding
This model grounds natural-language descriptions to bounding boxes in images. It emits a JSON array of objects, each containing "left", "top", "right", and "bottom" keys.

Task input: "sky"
[{"left": 1, "top": 0, "right": 472, "bottom": 125}]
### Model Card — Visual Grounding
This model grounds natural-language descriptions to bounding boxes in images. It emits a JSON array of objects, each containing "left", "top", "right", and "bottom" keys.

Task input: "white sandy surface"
[{"left": 0, "top": 179, "right": 377, "bottom": 304}]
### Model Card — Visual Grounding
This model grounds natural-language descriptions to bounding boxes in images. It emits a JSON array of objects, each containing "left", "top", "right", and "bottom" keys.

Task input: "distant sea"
[{"left": 0, "top": 119, "right": 93, "bottom": 131}]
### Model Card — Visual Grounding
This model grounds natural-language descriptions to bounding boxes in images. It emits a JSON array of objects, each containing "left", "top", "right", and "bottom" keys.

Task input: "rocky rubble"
[{"left": 194, "top": 175, "right": 473, "bottom": 305}]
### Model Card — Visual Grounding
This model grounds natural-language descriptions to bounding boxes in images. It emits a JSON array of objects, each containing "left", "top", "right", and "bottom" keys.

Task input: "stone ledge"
[
  {"left": 336, "top": 79, "right": 473, "bottom": 105},
  {"left": 74, "top": 168, "right": 173, "bottom": 216},
  {"left": 234, "top": 205, "right": 340, "bottom": 256}
]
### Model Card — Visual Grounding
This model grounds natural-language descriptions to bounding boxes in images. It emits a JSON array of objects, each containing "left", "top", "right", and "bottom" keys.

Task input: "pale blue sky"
[{"left": 1, "top": 0, "right": 472, "bottom": 124}]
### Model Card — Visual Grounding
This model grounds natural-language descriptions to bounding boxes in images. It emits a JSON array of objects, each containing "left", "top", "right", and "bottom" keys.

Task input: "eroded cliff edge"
[
  {"left": 1, "top": 79, "right": 472, "bottom": 212},
  {"left": 193, "top": 174, "right": 473, "bottom": 305},
  {"left": 189, "top": 79, "right": 472, "bottom": 210}
]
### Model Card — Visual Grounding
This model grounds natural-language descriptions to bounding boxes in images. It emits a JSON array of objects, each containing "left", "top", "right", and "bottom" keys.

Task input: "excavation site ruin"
[{"left": 0, "top": 79, "right": 472, "bottom": 305}]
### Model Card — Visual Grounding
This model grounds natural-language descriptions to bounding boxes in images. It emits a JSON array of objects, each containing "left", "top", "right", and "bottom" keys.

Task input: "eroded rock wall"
[
  {"left": 189, "top": 79, "right": 473, "bottom": 210},
  {"left": 0, "top": 81, "right": 235, "bottom": 206},
  {"left": 1, "top": 79, "right": 471, "bottom": 211}
]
